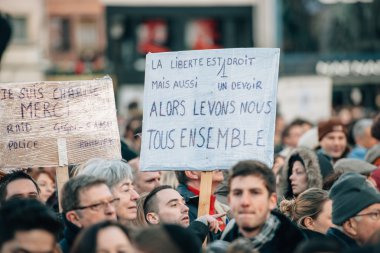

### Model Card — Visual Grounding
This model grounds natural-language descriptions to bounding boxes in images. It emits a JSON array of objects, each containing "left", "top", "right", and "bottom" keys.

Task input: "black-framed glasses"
[
  {"left": 74, "top": 198, "right": 120, "bottom": 212},
  {"left": 355, "top": 210, "right": 380, "bottom": 221}
]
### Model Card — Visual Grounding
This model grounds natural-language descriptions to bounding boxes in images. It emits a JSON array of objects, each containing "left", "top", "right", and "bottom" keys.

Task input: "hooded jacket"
[{"left": 277, "top": 147, "right": 323, "bottom": 200}]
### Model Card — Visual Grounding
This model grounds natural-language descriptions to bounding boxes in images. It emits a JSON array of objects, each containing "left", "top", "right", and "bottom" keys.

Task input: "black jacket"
[
  {"left": 221, "top": 211, "right": 305, "bottom": 253},
  {"left": 59, "top": 216, "right": 81, "bottom": 253},
  {"left": 177, "top": 184, "right": 221, "bottom": 241},
  {"left": 326, "top": 227, "right": 359, "bottom": 250}
]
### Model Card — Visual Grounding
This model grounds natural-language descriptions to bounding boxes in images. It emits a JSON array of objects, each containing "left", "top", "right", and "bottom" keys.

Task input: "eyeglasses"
[
  {"left": 355, "top": 210, "right": 380, "bottom": 221},
  {"left": 74, "top": 198, "right": 120, "bottom": 212}
]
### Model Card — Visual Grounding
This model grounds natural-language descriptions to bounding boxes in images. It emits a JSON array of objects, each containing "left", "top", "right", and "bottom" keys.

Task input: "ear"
[
  {"left": 268, "top": 192, "right": 277, "bottom": 210},
  {"left": 303, "top": 217, "right": 315, "bottom": 230},
  {"left": 342, "top": 218, "right": 358, "bottom": 237},
  {"left": 146, "top": 212, "right": 160, "bottom": 225},
  {"left": 66, "top": 211, "right": 83, "bottom": 228},
  {"left": 184, "top": 171, "right": 199, "bottom": 180}
]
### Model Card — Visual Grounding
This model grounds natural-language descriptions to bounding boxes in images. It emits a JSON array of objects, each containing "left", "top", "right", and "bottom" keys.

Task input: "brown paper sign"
[{"left": 0, "top": 76, "right": 121, "bottom": 168}]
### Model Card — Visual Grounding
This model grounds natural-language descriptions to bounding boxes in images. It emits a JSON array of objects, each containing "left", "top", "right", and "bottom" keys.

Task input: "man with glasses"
[
  {"left": 0, "top": 170, "right": 40, "bottom": 206},
  {"left": 327, "top": 172, "right": 380, "bottom": 249},
  {"left": 59, "top": 175, "right": 118, "bottom": 253}
]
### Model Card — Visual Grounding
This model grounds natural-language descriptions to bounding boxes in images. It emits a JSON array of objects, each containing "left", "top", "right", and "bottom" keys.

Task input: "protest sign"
[
  {"left": 0, "top": 76, "right": 121, "bottom": 168},
  {"left": 140, "top": 48, "right": 280, "bottom": 171}
]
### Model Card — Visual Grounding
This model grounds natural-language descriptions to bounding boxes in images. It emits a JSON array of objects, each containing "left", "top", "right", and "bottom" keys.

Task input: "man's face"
[
  {"left": 6, "top": 179, "right": 39, "bottom": 201},
  {"left": 112, "top": 178, "right": 139, "bottom": 221},
  {"left": 152, "top": 189, "right": 190, "bottom": 227},
  {"left": 360, "top": 127, "right": 378, "bottom": 149},
  {"left": 320, "top": 131, "right": 347, "bottom": 159},
  {"left": 1, "top": 229, "right": 55, "bottom": 253},
  {"left": 228, "top": 175, "right": 276, "bottom": 238},
  {"left": 284, "top": 125, "right": 303, "bottom": 148},
  {"left": 72, "top": 184, "right": 117, "bottom": 228},
  {"left": 351, "top": 203, "right": 380, "bottom": 245},
  {"left": 134, "top": 171, "right": 161, "bottom": 194}
]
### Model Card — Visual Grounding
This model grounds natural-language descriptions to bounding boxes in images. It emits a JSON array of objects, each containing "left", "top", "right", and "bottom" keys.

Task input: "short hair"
[
  {"left": 61, "top": 175, "right": 107, "bottom": 213},
  {"left": 280, "top": 188, "right": 330, "bottom": 229},
  {"left": 71, "top": 220, "right": 130, "bottom": 253},
  {"left": 175, "top": 171, "right": 189, "bottom": 185},
  {"left": 0, "top": 198, "right": 61, "bottom": 248},
  {"left": 372, "top": 114, "right": 380, "bottom": 141},
  {"left": 228, "top": 160, "right": 276, "bottom": 195},
  {"left": 353, "top": 119, "right": 373, "bottom": 140},
  {"left": 76, "top": 158, "right": 133, "bottom": 190},
  {"left": 0, "top": 170, "right": 40, "bottom": 204},
  {"left": 143, "top": 185, "right": 172, "bottom": 223}
]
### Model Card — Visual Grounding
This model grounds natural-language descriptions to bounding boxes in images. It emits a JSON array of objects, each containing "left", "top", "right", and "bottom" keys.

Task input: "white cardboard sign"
[{"left": 140, "top": 48, "right": 280, "bottom": 171}]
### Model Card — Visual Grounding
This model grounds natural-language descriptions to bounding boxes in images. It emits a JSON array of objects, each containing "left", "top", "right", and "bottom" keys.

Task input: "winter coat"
[
  {"left": 326, "top": 227, "right": 359, "bottom": 250},
  {"left": 277, "top": 147, "right": 323, "bottom": 200},
  {"left": 177, "top": 183, "right": 230, "bottom": 242},
  {"left": 221, "top": 211, "right": 305, "bottom": 253}
]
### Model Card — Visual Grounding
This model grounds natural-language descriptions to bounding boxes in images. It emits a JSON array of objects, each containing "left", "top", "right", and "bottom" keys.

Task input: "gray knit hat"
[
  {"left": 334, "top": 158, "right": 377, "bottom": 175},
  {"left": 329, "top": 172, "right": 380, "bottom": 225}
]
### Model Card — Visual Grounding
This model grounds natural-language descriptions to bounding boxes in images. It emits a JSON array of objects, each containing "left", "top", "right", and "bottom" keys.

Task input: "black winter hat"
[{"left": 329, "top": 172, "right": 380, "bottom": 225}]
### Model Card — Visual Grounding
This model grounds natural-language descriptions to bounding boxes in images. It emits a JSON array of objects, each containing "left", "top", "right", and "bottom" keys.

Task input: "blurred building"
[
  {"left": 45, "top": 0, "right": 106, "bottom": 76},
  {"left": 102, "top": 0, "right": 380, "bottom": 118},
  {"left": 280, "top": 0, "right": 380, "bottom": 113},
  {"left": 0, "top": 0, "right": 47, "bottom": 82}
]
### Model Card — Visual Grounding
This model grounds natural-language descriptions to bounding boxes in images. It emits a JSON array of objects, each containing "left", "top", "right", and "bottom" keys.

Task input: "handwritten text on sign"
[
  {"left": 0, "top": 77, "right": 121, "bottom": 168},
  {"left": 140, "top": 48, "right": 280, "bottom": 171}
]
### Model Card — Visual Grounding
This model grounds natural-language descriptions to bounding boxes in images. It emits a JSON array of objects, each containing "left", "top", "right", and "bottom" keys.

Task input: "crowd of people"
[{"left": 2, "top": 109, "right": 380, "bottom": 253}]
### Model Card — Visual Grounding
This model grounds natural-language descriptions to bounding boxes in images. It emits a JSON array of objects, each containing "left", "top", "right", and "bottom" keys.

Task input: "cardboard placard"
[
  {"left": 0, "top": 76, "right": 121, "bottom": 168},
  {"left": 140, "top": 48, "right": 280, "bottom": 171}
]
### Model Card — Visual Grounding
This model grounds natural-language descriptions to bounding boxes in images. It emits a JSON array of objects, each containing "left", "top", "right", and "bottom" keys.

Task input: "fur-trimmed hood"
[{"left": 277, "top": 147, "right": 323, "bottom": 200}]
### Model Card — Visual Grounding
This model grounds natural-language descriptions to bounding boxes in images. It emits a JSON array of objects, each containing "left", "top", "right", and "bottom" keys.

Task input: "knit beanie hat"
[
  {"left": 318, "top": 119, "right": 347, "bottom": 141},
  {"left": 329, "top": 172, "right": 380, "bottom": 225}
]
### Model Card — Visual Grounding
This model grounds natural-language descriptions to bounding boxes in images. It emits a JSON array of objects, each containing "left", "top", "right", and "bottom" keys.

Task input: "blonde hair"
[
  {"left": 160, "top": 171, "right": 178, "bottom": 189},
  {"left": 279, "top": 188, "right": 329, "bottom": 229}
]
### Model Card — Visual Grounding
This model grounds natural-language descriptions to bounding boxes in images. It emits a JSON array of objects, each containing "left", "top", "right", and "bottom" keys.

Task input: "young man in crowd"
[
  {"left": 221, "top": 160, "right": 305, "bottom": 253},
  {"left": 0, "top": 170, "right": 40, "bottom": 206},
  {"left": 0, "top": 198, "right": 61, "bottom": 253},
  {"left": 318, "top": 118, "right": 349, "bottom": 164},
  {"left": 175, "top": 169, "right": 229, "bottom": 236},
  {"left": 59, "top": 175, "right": 118, "bottom": 253},
  {"left": 327, "top": 172, "right": 380, "bottom": 249},
  {"left": 143, "top": 185, "right": 222, "bottom": 242}
]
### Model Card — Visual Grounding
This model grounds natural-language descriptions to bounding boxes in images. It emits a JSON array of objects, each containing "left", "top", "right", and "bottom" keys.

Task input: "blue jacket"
[{"left": 326, "top": 227, "right": 359, "bottom": 250}]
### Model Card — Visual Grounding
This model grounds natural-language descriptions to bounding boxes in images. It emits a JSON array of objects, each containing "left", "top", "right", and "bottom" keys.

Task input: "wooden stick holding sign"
[
  {"left": 56, "top": 138, "right": 69, "bottom": 212},
  {"left": 197, "top": 171, "right": 213, "bottom": 217},
  {"left": 197, "top": 171, "right": 213, "bottom": 246}
]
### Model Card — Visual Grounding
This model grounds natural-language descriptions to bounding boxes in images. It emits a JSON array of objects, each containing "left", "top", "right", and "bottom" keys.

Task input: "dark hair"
[
  {"left": 371, "top": 114, "right": 380, "bottom": 141},
  {"left": 61, "top": 175, "right": 107, "bottom": 213},
  {"left": 0, "top": 198, "right": 61, "bottom": 248},
  {"left": 70, "top": 220, "right": 130, "bottom": 253},
  {"left": 143, "top": 185, "right": 172, "bottom": 223},
  {"left": 294, "top": 238, "right": 341, "bottom": 253},
  {"left": 0, "top": 170, "right": 40, "bottom": 204},
  {"left": 175, "top": 171, "right": 189, "bottom": 185},
  {"left": 228, "top": 160, "right": 276, "bottom": 195}
]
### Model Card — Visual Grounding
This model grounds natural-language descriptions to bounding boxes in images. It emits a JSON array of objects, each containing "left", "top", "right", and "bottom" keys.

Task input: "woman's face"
[
  {"left": 36, "top": 173, "right": 55, "bottom": 203},
  {"left": 112, "top": 178, "right": 140, "bottom": 222},
  {"left": 289, "top": 161, "right": 308, "bottom": 196},
  {"left": 96, "top": 226, "right": 134, "bottom": 253},
  {"left": 312, "top": 199, "right": 334, "bottom": 234}
]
